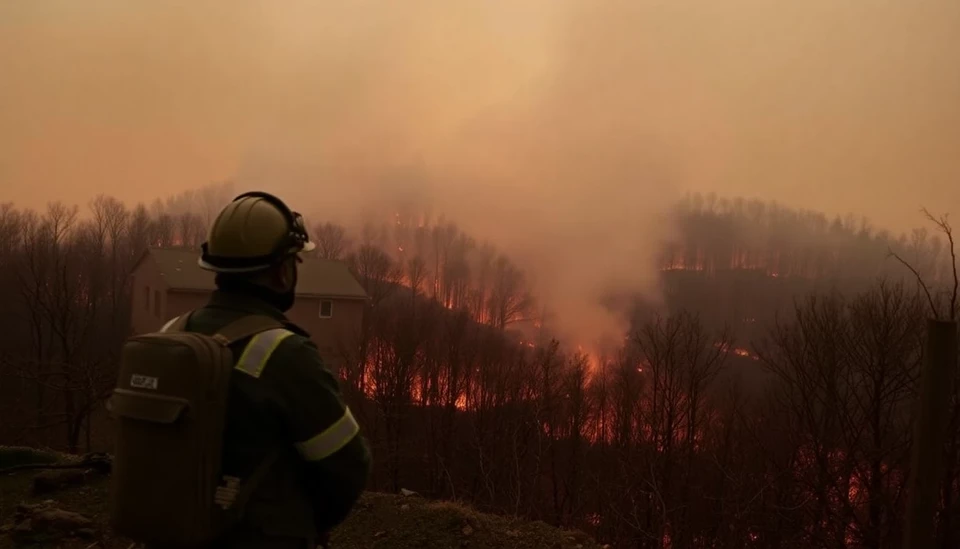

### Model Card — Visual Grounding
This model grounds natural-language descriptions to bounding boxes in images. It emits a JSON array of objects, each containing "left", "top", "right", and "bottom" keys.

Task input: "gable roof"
[{"left": 141, "top": 247, "right": 368, "bottom": 300}]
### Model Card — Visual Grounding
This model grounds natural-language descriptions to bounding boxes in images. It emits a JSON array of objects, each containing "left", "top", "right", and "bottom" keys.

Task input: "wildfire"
[
  {"left": 733, "top": 348, "right": 757, "bottom": 359},
  {"left": 660, "top": 246, "right": 792, "bottom": 278},
  {"left": 713, "top": 341, "right": 760, "bottom": 361},
  {"left": 661, "top": 256, "right": 705, "bottom": 272}
]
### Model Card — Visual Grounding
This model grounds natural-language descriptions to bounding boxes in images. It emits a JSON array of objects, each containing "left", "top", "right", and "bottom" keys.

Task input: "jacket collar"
[
  {"left": 208, "top": 290, "right": 289, "bottom": 322},
  {"left": 206, "top": 289, "right": 312, "bottom": 338}
]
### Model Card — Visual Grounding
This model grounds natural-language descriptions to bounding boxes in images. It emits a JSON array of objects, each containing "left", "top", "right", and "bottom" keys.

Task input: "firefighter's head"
[{"left": 199, "top": 191, "right": 315, "bottom": 311}]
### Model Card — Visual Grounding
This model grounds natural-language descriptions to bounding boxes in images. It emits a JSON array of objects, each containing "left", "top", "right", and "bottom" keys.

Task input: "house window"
[
  {"left": 154, "top": 290, "right": 162, "bottom": 317},
  {"left": 144, "top": 286, "right": 150, "bottom": 310},
  {"left": 319, "top": 300, "right": 333, "bottom": 318}
]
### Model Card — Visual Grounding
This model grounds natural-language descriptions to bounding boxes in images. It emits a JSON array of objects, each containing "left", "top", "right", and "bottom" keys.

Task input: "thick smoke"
[
  {"left": 231, "top": 1, "right": 735, "bottom": 348},
  {"left": 3, "top": 0, "right": 959, "bottom": 347}
]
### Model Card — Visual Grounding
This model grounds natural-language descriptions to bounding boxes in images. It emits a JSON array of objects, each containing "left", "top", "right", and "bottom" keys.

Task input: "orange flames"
[
  {"left": 660, "top": 246, "right": 794, "bottom": 278},
  {"left": 713, "top": 341, "right": 759, "bottom": 361}
]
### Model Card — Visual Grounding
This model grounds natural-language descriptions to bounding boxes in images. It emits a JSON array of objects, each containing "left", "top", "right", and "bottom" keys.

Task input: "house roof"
[{"left": 141, "top": 247, "right": 368, "bottom": 300}]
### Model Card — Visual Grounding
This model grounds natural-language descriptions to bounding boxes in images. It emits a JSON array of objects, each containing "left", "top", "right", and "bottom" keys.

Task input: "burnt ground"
[{"left": 0, "top": 449, "right": 601, "bottom": 549}]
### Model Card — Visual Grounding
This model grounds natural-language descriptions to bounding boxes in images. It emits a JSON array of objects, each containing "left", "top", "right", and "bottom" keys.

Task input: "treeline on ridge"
[{"left": 0, "top": 185, "right": 957, "bottom": 547}]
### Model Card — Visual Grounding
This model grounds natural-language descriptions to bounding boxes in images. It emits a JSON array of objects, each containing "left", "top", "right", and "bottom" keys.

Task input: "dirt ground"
[{"left": 0, "top": 449, "right": 602, "bottom": 549}]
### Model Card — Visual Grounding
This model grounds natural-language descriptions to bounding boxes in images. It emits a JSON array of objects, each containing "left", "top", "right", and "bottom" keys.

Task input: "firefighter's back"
[
  {"left": 186, "top": 295, "right": 319, "bottom": 549},
  {"left": 109, "top": 191, "right": 370, "bottom": 549}
]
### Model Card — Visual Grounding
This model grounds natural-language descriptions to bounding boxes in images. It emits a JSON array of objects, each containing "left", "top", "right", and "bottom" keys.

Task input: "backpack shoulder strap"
[
  {"left": 215, "top": 317, "right": 289, "bottom": 523},
  {"left": 159, "top": 313, "right": 284, "bottom": 344},
  {"left": 160, "top": 313, "right": 191, "bottom": 333},
  {"left": 211, "top": 315, "right": 288, "bottom": 347}
]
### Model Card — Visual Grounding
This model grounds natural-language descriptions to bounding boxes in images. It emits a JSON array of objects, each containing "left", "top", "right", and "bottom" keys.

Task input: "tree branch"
[
  {"left": 922, "top": 208, "right": 958, "bottom": 320},
  {"left": 888, "top": 249, "right": 939, "bottom": 319}
]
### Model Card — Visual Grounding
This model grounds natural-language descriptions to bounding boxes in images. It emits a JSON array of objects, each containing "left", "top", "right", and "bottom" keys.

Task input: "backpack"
[{"left": 107, "top": 313, "right": 285, "bottom": 547}]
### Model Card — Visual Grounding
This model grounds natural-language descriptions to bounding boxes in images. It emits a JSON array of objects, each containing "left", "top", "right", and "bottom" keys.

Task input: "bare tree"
[
  {"left": 756, "top": 283, "right": 924, "bottom": 548},
  {"left": 313, "top": 222, "right": 349, "bottom": 260},
  {"left": 487, "top": 255, "right": 534, "bottom": 330}
]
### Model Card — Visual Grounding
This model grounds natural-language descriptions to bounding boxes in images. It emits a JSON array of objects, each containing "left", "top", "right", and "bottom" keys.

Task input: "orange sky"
[
  {"left": 2, "top": 0, "right": 958, "bottom": 232},
  {"left": 2, "top": 0, "right": 959, "bottom": 345}
]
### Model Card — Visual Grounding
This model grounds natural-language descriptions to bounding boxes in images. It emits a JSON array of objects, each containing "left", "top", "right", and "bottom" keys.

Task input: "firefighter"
[{"left": 181, "top": 191, "right": 370, "bottom": 548}]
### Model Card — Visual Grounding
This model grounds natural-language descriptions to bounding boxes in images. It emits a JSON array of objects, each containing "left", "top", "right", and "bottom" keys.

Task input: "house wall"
[
  {"left": 286, "top": 297, "right": 365, "bottom": 370},
  {"left": 164, "top": 291, "right": 209, "bottom": 327},
  {"left": 130, "top": 259, "right": 365, "bottom": 372},
  {"left": 130, "top": 258, "right": 170, "bottom": 334}
]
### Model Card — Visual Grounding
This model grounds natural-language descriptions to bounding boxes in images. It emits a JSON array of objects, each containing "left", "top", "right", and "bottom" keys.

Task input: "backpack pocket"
[{"left": 108, "top": 389, "right": 189, "bottom": 423}]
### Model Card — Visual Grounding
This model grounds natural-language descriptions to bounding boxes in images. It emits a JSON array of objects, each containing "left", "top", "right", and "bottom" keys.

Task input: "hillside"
[{"left": 0, "top": 448, "right": 602, "bottom": 549}]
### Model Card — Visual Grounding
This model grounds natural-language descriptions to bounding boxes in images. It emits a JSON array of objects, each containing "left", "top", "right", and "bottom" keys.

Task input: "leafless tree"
[
  {"left": 313, "top": 222, "right": 349, "bottom": 260},
  {"left": 487, "top": 255, "right": 534, "bottom": 330}
]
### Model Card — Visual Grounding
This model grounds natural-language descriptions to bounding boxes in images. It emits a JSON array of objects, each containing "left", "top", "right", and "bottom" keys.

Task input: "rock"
[
  {"left": 79, "top": 453, "right": 113, "bottom": 475},
  {"left": 400, "top": 504, "right": 410, "bottom": 511},
  {"left": 32, "top": 469, "right": 93, "bottom": 495},
  {"left": 5, "top": 501, "right": 97, "bottom": 544},
  {"left": 400, "top": 488, "right": 418, "bottom": 497}
]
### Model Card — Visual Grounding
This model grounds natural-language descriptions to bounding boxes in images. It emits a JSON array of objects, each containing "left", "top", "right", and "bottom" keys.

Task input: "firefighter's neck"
[{"left": 216, "top": 265, "right": 297, "bottom": 313}]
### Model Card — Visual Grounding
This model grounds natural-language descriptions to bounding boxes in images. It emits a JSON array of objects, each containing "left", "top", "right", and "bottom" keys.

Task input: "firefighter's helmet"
[{"left": 198, "top": 191, "right": 315, "bottom": 273}]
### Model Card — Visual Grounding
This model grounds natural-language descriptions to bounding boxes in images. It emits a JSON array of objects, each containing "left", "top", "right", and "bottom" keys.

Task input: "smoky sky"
[{"left": 2, "top": 0, "right": 959, "bottom": 347}]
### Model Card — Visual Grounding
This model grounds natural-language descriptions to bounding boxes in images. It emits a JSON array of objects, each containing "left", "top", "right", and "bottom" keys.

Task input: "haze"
[{"left": 1, "top": 0, "right": 959, "bottom": 345}]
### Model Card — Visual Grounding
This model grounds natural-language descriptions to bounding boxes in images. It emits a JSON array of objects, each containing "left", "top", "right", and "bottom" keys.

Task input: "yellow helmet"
[{"left": 198, "top": 191, "right": 316, "bottom": 273}]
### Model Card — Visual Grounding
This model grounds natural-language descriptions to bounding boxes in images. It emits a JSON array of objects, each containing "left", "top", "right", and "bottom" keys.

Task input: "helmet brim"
[
  {"left": 197, "top": 257, "right": 272, "bottom": 274},
  {"left": 199, "top": 242, "right": 315, "bottom": 273}
]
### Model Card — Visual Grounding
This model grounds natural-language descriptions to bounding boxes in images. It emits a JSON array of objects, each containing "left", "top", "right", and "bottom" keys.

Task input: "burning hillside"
[{"left": 2, "top": 188, "right": 957, "bottom": 548}]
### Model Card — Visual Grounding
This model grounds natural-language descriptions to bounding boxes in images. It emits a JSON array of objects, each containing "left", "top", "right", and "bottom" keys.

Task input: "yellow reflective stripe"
[
  {"left": 234, "top": 329, "right": 295, "bottom": 378},
  {"left": 296, "top": 407, "right": 360, "bottom": 461},
  {"left": 160, "top": 316, "right": 180, "bottom": 332}
]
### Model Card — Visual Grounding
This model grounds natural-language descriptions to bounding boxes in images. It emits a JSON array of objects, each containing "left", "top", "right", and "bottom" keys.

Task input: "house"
[{"left": 130, "top": 247, "right": 368, "bottom": 370}]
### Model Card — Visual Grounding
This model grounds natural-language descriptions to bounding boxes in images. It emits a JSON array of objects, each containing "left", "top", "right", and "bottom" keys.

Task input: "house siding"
[
  {"left": 130, "top": 257, "right": 169, "bottom": 335},
  {"left": 286, "top": 296, "right": 365, "bottom": 370},
  {"left": 129, "top": 254, "right": 366, "bottom": 373}
]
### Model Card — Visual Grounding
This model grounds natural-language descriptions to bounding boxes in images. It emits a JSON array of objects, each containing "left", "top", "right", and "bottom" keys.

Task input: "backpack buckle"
[{"left": 214, "top": 476, "right": 241, "bottom": 509}]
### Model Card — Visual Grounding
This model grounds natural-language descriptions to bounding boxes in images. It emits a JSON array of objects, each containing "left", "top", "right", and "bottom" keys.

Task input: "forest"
[{"left": 0, "top": 185, "right": 957, "bottom": 548}]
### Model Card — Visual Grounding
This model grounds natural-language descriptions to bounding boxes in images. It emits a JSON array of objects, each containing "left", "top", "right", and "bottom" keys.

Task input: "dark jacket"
[{"left": 182, "top": 290, "right": 371, "bottom": 548}]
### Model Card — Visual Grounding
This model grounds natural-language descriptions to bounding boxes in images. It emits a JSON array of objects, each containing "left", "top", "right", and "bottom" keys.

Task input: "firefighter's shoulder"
[
  {"left": 230, "top": 321, "right": 322, "bottom": 379},
  {"left": 239, "top": 327, "right": 356, "bottom": 460}
]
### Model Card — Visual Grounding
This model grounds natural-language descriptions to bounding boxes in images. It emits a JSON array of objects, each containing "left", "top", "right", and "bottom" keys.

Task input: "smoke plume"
[{"left": 230, "top": 1, "right": 736, "bottom": 347}]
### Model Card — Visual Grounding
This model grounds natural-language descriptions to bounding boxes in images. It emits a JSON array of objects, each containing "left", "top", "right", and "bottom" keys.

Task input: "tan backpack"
[{"left": 107, "top": 313, "right": 285, "bottom": 547}]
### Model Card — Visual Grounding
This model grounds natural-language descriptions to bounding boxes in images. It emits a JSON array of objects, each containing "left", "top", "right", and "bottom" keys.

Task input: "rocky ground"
[{"left": 0, "top": 447, "right": 603, "bottom": 549}]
